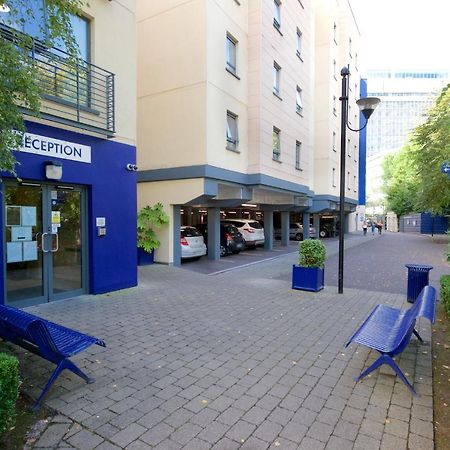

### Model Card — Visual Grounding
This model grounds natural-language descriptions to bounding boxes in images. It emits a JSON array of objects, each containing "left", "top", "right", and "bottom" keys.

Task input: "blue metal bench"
[
  {"left": 0, "top": 304, "right": 106, "bottom": 409},
  {"left": 345, "top": 285, "right": 436, "bottom": 394}
]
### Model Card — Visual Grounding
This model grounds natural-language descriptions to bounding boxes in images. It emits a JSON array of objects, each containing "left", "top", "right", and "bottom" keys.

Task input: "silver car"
[
  {"left": 180, "top": 226, "right": 207, "bottom": 259},
  {"left": 274, "top": 223, "right": 316, "bottom": 241}
]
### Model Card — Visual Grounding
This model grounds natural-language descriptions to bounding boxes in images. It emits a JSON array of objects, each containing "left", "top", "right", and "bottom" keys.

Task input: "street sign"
[{"left": 442, "top": 162, "right": 450, "bottom": 177}]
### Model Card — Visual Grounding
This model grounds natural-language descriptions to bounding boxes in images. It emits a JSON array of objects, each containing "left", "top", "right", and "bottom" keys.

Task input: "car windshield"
[{"left": 181, "top": 227, "right": 202, "bottom": 237}]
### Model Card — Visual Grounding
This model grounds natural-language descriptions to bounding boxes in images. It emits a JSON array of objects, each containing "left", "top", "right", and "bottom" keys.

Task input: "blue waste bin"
[{"left": 405, "top": 264, "right": 433, "bottom": 303}]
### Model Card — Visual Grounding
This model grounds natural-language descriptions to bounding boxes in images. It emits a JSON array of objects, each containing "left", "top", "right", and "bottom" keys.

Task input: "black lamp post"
[{"left": 338, "top": 66, "right": 380, "bottom": 294}]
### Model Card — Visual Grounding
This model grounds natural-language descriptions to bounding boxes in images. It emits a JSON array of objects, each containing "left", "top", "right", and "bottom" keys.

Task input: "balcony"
[{"left": 1, "top": 24, "right": 115, "bottom": 137}]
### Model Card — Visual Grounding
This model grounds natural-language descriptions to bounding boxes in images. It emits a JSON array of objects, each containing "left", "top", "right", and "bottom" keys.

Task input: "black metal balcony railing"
[{"left": 1, "top": 24, "right": 115, "bottom": 136}]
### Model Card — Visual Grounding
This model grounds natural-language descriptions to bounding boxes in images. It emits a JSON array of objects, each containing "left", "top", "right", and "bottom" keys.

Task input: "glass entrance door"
[{"left": 4, "top": 183, "right": 87, "bottom": 306}]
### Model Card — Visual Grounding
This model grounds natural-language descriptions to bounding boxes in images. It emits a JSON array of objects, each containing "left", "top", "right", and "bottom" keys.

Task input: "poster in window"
[
  {"left": 7, "top": 242, "right": 22, "bottom": 263},
  {"left": 21, "top": 206, "right": 37, "bottom": 227},
  {"left": 6, "top": 206, "right": 21, "bottom": 226},
  {"left": 23, "top": 241, "right": 38, "bottom": 262}
]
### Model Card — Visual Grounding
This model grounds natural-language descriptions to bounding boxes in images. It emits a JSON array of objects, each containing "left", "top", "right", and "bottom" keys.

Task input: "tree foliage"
[
  {"left": 0, "top": 0, "right": 85, "bottom": 174},
  {"left": 410, "top": 84, "right": 450, "bottom": 215},
  {"left": 383, "top": 84, "right": 450, "bottom": 216}
]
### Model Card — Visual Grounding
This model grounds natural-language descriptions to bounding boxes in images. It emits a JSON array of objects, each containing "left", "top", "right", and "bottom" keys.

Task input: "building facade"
[
  {"left": 137, "top": 0, "right": 363, "bottom": 265},
  {"left": 0, "top": 0, "right": 138, "bottom": 307}
]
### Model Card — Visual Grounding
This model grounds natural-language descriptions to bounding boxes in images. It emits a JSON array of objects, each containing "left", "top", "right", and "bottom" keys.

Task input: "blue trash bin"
[{"left": 405, "top": 264, "right": 433, "bottom": 303}]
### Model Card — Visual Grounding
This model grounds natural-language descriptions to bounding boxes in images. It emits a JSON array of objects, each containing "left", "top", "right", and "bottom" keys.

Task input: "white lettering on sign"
[{"left": 18, "top": 133, "right": 91, "bottom": 163}]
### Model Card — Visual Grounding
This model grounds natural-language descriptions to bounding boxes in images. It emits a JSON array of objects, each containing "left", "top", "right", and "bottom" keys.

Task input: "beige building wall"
[
  {"left": 313, "top": 0, "right": 360, "bottom": 202},
  {"left": 248, "top": 0, "right": 314, "bottom": 188}
]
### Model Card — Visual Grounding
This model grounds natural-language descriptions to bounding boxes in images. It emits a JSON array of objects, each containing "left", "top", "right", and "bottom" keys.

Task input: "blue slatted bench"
[
  {"left": 345, "top": 285, "right": 436, "bottom": 394},
  {"left": 0, "top": 304, "right": 106, "bottom": 409}
]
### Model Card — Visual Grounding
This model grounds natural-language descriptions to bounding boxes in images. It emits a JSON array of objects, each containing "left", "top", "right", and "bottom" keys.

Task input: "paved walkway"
[{"left": 5, "top": 232, "right": 447, "bottom": 449}]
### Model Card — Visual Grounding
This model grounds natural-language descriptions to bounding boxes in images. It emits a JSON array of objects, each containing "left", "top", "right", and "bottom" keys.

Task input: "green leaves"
[
  {"left": 137, "top": 203, "right": 170, "bottom": 252},
  {"left": 383, "top": 84, "right": 450, "bottom": 216},
  {"left": 0, "top": 0, "right": 85, "bottom": 174},
  {"left": 298, "top": 239, "right": 326, "bottom": 268}
]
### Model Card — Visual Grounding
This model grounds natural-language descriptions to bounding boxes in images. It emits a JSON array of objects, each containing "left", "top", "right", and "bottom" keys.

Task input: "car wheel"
[
  {"left": 220, "top": 245, "right": 227, "bottom": 257},
  {"left": 295, "top": 233, "right": 303, "bottom": 241},
  {"left": 319, "top": 230, "right": 327, "bottom": 238}
]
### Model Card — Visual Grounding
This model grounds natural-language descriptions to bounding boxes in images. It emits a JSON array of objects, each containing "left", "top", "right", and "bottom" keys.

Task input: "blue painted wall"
[
  {"left": 358, "top": 78, "right": 368, "bottom": 206},
  {"left": 0, "top": 121, "right": 137, "bottom": 304}
]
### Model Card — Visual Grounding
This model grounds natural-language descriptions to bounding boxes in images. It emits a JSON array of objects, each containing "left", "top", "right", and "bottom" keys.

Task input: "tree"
[
  {"left": 410, "top": 84, "right": 450, "bottom": 215},
  {"left": 383, "top": 145, "right": 419, "bottom": 217},
  {"left": 0, "top": 0, "right": 84, "bottom": 174}
]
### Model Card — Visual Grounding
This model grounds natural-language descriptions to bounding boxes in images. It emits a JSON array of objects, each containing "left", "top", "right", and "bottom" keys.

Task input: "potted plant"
[
  {"left": 137, "top": 203, "right": 169, "bottom": 265},
  {"left": 292, "top": 238, "right": 326, "bottom": 291}
]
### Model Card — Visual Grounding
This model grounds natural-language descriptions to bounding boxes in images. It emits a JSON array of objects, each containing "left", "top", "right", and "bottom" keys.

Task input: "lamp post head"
[
  {"left": 0, "top": 3, "right": 10, "bottom": 13},
  {"left": 356, "top": 97, "right": 381, "bottom": 121}
]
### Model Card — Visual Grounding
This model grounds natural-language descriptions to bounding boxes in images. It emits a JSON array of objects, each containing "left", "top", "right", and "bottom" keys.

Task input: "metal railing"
[{"left": 1, "top": 24, "right": 115, "bottom": 136}]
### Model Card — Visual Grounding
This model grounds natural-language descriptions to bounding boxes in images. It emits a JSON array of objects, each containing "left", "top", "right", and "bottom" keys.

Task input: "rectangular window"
[
  {"left": 347, "top": 171, "right": 351, "bottom": 190},
  {"left": 332, "top": 131, "right": 336, "bottom": 151},
  {"left": 354, "top": 175, "right": 357, "bottom": 192},
  {"left": 226, "top": 111, "right": 239, "bottom": 151},
  {"left": 273, "top": 127, "right": 281, "bottom": 161},
  {"left": 273, "top": 0, "right": 281, "bottom": 30},
  {"left": 295, "top": 141, "right": 302, "bottom": 170},
  {"left": 273, "top": 62, "right": 281, "bottom": 96},
  {"left": 332, "top": 168, "right": 336, "bottom": 187},
  {"left": 296, "top": 28, "right": 302, "bottom": 58},
  {"left": 347, "top": 138, "right": 351, "bottom": 156},
  {"left": 296, "top": 86, "right": 303, "bottom": 114},
  {"left": 333, "top": 96, "right": 337, "bottom": 115},
  {"left": 226, "top": 33, "right": 237, "bottom": 75}
]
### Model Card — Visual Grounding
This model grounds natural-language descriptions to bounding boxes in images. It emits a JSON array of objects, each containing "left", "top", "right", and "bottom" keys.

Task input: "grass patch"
[{"left": 433, "top": 302, "right": 450, "bottom": 449}]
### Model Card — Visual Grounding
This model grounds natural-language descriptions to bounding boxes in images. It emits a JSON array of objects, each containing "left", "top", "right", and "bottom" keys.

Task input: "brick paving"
[{"left": 4, "top": 232, "right": 446, "bottom": 449}]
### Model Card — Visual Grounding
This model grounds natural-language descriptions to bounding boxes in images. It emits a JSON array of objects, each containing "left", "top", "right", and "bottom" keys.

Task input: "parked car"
[
  {"left": 319, "top": 222, "right": 335, "bottom": 238},
  {"left": 221, "top": 219, "right": 265, "bottom": 248},
  {"left": 180, "top": 226, "right": 207, "bottom": 259},
  {"left": 196, "top": 223, "right": 245, "bottom": 257},
  {"left": 274, "top": 223, "right": 316, "bottom": 241}
]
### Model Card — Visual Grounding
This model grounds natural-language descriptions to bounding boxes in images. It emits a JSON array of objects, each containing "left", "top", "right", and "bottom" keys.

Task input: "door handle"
[
  {"left": 41, "top": 232, "right": 50, "bottom": 253},
  {"left": 51, "top": 233, "right": 59, "bottom": 252}
]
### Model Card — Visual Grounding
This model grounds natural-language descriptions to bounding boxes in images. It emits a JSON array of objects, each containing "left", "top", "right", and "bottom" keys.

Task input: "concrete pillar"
[
  {"left": 207, "top": 208, "right": 221, "bottom": 260},
  {"left": 173, "top": 205, "right": 181, "bottom": 267},
  {"left": 303, "top": 212, "right": 310, "bottom": 239},
  {"left": 281, "top": 211, "right": 290, "bottom": 246},
  {"left": 264, "top": 210, "right": 274, "bottom": 250},
  {"left": 313, "top": 214, "right": 320, "bottom": 238}
]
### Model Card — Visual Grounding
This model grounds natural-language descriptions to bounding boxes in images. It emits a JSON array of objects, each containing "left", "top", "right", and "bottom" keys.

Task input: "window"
[
  {"left": 333, "top": 59, "right": 337, "bottom": 79},
  {"left": 295, "top": 141, "right": 302, "bottom": 170},
  {"left": 333, "top": 23, "right": 337, "bottom": 43},
  {"left": 332, "top": 168, "right": 336, "bottom": 187},
  {"left": 332, "top": 131, "right": 336, "bottom": 151},
  {"left": 349, "top": 37, "right": 352, "bottom": 57},
  {"left": 354, "top": 175, "right": 357, "bottom": 192},
  {"left": 273, "top": 0, "right": 281, "bottom": 30},
  {"left": 347, "top": 138, "right": 351, "bottom": 156},
  {"left": 296, "top": 86, "right": 303, "bottom": 114},
  {"left": 273, "top": 127, "right": 281, "bottom": 160},
  {"left": 347, "top": 171, "right": 351, "bottom": 190},
  {"left": 273, "top": 62, "right": 281, "bottom": 96},
  {"left": 333, "top": 96, "right": 337, "bottom": 115},
  {"left": 226, "top": 33, "right": 237, "bottom": 75},
  {"left": 226, "top": 111, "right": 239, "bottom": 151},
  {"left": 296, "top": 28, "right": 302, "bottom": 58}
]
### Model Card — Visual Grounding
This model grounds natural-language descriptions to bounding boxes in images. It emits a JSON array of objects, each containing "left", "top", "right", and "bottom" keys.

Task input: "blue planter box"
[
  {"left": 137, "top": 248, "right": 155, "bottom": 266},
  {"left": 292, "top": 265, "right": 324, "bottom": 292}
]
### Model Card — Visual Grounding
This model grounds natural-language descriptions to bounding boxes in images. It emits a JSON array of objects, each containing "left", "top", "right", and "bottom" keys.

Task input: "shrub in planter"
[
  {"left": 292, "top": 239, "right": 327, "bottom": 292},
  {"left": 440, "top": 274, "right": 450, "bottom": 318},
  {"left": 0, "top": 353, "right": 20, "bottom": 436},
  {"left": 137, "top": 203, "right": 169, "bottom": 265}
]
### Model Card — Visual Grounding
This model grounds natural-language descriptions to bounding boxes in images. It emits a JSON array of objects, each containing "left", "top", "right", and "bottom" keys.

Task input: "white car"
[
  {"left": 221, "top": 219, "right": 265, "bottom": 248},
  {"left": 180, "top": 226, "right": 207, "bottom": 259},
  {"left": 274, "top": 223, "right": 316, "bottom": 241}
]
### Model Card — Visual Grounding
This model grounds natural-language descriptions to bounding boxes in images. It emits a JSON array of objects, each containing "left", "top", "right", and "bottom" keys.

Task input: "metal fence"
[{"left": 1, "top": 24, "right": 115, "bottom": 136}]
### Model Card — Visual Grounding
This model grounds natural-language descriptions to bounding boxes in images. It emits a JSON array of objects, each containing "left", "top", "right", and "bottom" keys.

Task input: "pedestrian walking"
[
  {"left": 371, "top": 221, "right": 376, "bottom": 234},
  {"left": 377, "top": 221, "right": 383, "bottom": 235},
  {"left": 362, "top": 221, "right": 368, "bottom": 236}
]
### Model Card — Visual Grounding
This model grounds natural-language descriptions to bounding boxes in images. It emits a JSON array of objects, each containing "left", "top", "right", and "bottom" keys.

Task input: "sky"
[{"left": 350, "top": 0, "right": 450, "bottom": 72}]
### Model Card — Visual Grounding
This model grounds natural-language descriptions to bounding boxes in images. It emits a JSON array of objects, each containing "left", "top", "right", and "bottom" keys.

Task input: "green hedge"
[
  {"left": 441, "top": 275, "right": 450, "bottom": 318},
  {"left": 0, "top": 353, "right": 20, "bottom": 436}
]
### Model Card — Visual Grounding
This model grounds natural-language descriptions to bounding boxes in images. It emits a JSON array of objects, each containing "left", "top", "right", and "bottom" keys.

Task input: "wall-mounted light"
[
  {"left": 241, "top": 203, "right": 257, "bottom": 208},
  {"left": 45, "top": 161, "right": 63, "bottom": 180},
  {"left": 0, "top": 4, "right": 10, "bottom": 13},
  {"left": 126, "top": 164, "right": 138, "bottom": 171}
]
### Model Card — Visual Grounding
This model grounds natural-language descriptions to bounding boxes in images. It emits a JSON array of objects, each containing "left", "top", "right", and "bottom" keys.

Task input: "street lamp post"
[{"left": 338, "top": 66, "right": 380, "bottom": 294}]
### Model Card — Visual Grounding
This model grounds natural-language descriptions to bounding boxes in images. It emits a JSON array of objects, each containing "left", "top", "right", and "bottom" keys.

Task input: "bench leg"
[
  {"left": 413, "top": 329, "right": 425, "bottom": 344},
  {"left": 33, "top": 359, "right": 95, "bottom": 410},
  {"left": 355, "top": 354, "right": 416, "bottom": 395}
]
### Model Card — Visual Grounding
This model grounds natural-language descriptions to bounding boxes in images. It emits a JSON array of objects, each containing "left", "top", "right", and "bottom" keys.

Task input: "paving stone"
[
  {"left": 253, "top": 420, "right": 282, "bottom": 443},
  {"left": 409, "top": 417, "right": 433, "bottom": 439},
  {"left": 298, "top": 436, "right": 326, "bottom": 450},
  {"left": 280, "top": 420, "right": 308, "bottom": 442},
  {"left": 354, "top": 434, "right": 381, "bottom": 450},
  {"left": 170, "top": 422, "right": 202, "bottom": 446},
  {"left": 380, "top": 432, "right": 408, "bottom": 450},
  {"left": 182, "top": 437, "right": 212, "bottom": 450},
  {"left": 384, "top": 418, "right": 409, "bottom": 439},
  {"left": 110, "top": 422, "right": 146, "bottom": 448},
  {"left": 325, "top": 435, "right": 354, "bottom": 450},
  {"left": 34, "top": 423, "right": 71, "bottom": 448},
  {"left": 197, "top": 421, "right": 230, "bottom": 444},
  {"left": 408, "top": 433, "right": 434, "bottom": 450},
  {"left": 225, "top": 420, "right": 257, "bottom": 443},
  {"left": 66, "top": 429, "right": 104, "bottom": 450},
  {"left": 306, "top": 421, "right": 334, "bottom": 443},
  {"left": 333, "top": 419, "right": 359, "bottom": 441},
  {"left": 211, "top": 437, "right": 240, "bottom": 450}
]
